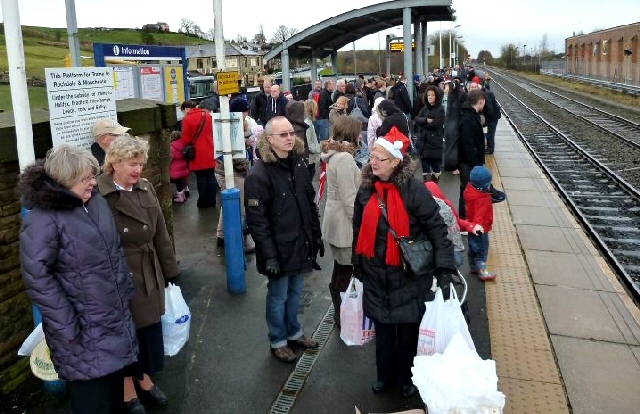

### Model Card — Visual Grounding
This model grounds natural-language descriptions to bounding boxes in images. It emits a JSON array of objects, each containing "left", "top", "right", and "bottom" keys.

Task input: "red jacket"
[
  {"left": 170, "top": 140, "right": 190, "bottom": 180},
  {"left": 463, "top": 184, "right": 493, "bottom": 232},
  {"left": 425, "top": 181, "right": 474, "bottom": 233},
  {"left": 181, "top": 108, "right": 216, "bottom": 171}
]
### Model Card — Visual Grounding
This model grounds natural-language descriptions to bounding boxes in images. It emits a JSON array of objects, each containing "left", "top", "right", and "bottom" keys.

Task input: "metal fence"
[{"left": 541, "top": 59, "right": 640, "bottom": 88}]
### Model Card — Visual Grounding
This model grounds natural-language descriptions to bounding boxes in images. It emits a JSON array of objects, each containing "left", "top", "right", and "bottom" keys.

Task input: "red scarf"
[{"left": 356, "top": 181, "right": 410, "bottom": 266}]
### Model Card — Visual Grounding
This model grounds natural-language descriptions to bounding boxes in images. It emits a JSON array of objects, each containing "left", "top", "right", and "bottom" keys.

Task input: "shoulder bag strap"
[
  {"left": 376, "top": 193, "right": 400, "bottom": 240},
  {"left": 190, "top": 111, "right": 207, "bottom": 145}
]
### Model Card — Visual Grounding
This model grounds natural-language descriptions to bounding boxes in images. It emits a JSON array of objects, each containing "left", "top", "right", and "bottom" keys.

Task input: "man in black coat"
[
  {"left": 316, "top": 80, "right": 334, "bottom": 141},
  {"left": 458, "top": 89, "right": 486, "bottom": 218},
  {"left": 245, "top": 116, "right": 323, "bottom": 364},
  {"left": 483, "top": 86, "right": 501, "bottom": 154},
  {"left": 264, "top": 84, "right": 288, "bottom": 124},
  {"left": 251, "top": 79, "right": 271, "bottom": 126},
  {"left": 390, "top": 78, "right": 413, "bottom": 118}
]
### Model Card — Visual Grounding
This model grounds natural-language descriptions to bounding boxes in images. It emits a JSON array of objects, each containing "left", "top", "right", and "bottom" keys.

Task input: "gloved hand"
[
  {"left": 352, "top": 265, "right": 362, "bottom": 281},
  {"left": 435, "top": 270, "right": 453, "bottom": 300},
  {"left": 165, "top": 274, "right": 180, "bottom": 287},
  {"left": 265, "top": 258, "right": 280, "bottom": 277},
  {"left": 314, "top": 239, "right": 325, "bottom": 258},
  {"left": 312, "top": 260, "right": 322, "bottom": 271}
]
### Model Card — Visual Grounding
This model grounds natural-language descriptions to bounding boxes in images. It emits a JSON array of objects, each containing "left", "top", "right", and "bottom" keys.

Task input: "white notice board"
[
  {"left": 113, "top": 66, "right": 136, "bottom": 100},
  {"left": 140, "top": 66, "right": 164, "bottom": 101},
  {"left": 45, "top": 67, "right": 117, "bottom": 149},
  {"left": 213, "top": 112, "right": 246, "bottom": 159}
]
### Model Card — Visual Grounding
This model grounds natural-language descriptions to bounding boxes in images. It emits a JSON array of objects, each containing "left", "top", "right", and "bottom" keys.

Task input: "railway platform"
[
  {"left": 484, "top": 119, "right": 640, "bottom": 413},
  {"left": 18, "top": 119, "right": 640, "bottom": 414}
]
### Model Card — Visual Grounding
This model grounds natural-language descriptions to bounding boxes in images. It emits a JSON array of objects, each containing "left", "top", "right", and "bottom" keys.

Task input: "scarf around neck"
[{"left": 356, "top": 181, "right": 410, "bottom": 266}]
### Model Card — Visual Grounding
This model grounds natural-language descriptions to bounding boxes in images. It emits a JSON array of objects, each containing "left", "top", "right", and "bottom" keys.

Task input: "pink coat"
[{"left": 170, "top": 140, "right": 190, "bottom": 180}]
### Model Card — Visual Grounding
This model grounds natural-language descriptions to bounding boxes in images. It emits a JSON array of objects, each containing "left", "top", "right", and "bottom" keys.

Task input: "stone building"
[
  {"left": 566, "top": 22, "right": 640, "bottom": 84},
  {"left": 186, "top": 42, "right": 264, "bottom": 87}
]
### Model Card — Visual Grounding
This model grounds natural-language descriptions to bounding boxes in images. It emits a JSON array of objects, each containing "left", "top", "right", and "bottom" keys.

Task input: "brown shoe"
[
  {"left": 289, "top": 335, "right": 319, "bottom": 349},
  {"left": 271, "top": 346, "right": 297, "bottom": 363}
]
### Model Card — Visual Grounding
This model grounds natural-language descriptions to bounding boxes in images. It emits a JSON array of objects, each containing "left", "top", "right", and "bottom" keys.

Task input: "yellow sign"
[
  {"left": 164, "top": 66, "right": 185, "bottom": 105},
  {"left": 390, "top": 42, "right": 416, "bottom": 52},
  {"left": 217, "top": 71, "right": 239, "bottom": 96}
]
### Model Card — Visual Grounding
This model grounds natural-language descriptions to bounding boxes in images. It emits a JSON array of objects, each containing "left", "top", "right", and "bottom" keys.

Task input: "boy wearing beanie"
[{"left": 463, "top": 165, "right": 496, "bottom": 281}]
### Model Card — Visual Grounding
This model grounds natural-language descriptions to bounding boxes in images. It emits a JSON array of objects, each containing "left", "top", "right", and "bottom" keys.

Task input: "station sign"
[
  {"left": 217, "top": 71, "right": 240, "bottom": 95},
  {"left": 390, "top": 42, "right": 416, "bottom": 52}
]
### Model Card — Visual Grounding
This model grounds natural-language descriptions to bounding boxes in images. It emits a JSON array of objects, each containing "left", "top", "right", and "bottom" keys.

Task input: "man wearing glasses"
[{"left": 244, "top": 116, "right": 324, "bottom": 364}]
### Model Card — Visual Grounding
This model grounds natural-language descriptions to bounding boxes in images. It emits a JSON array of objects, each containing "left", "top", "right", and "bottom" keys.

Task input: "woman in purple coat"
[{"left": 19, "top": 144, "right": 138, "bottom": 414}]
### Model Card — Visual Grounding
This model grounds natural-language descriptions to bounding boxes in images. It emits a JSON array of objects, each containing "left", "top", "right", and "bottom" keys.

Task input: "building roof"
[
  {"left": 264, "top": 0, "right": 455, "bottom": 61},
  {"left": 185, "top": 42, "right": 262, "bottom": 59}
]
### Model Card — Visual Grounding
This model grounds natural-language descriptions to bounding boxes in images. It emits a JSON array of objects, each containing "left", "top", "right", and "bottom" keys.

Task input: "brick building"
[{"left": 566, "top": 22, "right": 640, "bottom": 84}]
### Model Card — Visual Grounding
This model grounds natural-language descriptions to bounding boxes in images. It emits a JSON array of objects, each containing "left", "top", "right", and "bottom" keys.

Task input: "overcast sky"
[{"left": 3, "top": 0, "right": 638, "bottom": 58}]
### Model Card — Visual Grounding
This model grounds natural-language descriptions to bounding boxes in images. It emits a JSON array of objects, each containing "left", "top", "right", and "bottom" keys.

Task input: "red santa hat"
[{"left": 374, "top": 126, "right": 411, "bottom": 160}]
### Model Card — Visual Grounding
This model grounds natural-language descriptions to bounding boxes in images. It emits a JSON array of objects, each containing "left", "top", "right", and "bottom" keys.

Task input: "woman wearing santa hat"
[{"left": 352, "top": 126, "right": 455, "bottom": 398}]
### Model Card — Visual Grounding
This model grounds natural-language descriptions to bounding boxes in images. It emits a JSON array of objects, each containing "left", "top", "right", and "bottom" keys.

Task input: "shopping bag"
[
  {"left": 161, "top": 283, "right": 191, "bottom": 356},
  {"left": 413, "top": 333, "right": 505, "bottom": 414},
  {"left": 340, "top": 278, "right": 375, "bottom": 346},
  {"left": 417, "top": 284, "right": 475, "bottom": 356},
  {"left": 18, "top": 322, "right": 44, "bottom": 356}
]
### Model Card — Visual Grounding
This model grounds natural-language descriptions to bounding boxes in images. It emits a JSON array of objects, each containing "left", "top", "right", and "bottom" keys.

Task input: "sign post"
[{"left": 213, "top": 0, "right": 246, "bottom": 294}]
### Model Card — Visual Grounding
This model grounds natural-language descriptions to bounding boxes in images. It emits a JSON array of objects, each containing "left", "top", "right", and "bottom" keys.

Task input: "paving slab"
[{"left": 551, "top": 335, "right": 640, "bottom": 414}]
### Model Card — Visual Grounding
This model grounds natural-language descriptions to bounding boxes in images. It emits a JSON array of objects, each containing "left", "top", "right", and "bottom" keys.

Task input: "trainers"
[
  {"left": 184, "top": 186, "right": 190, "bottom": 198},
  {"left": 288, "top": 335, "right": 319, "bottom": 349},
  {"left": 271, "top": 346, "right": 297, "bottom": 363},
  {"left": 478, "top": 268, "right": 497, "bottom": 281},
  {"left": 173, "top": 190, "right": 186, "bottom": 204}
]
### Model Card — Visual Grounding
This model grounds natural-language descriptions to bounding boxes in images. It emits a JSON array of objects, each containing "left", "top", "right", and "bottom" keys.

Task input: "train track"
[{"left": 488, "top": 72, "right": 640, "bottom": 299}]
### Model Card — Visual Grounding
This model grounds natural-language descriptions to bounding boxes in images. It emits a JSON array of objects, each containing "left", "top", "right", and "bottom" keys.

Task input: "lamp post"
[
  {"left": 455, "top": 35, "right": 463, "bottom": 67},
  {"left": 439, "top": 22, "right": 443, "bottom": 69},
  {"left": 377, "top": 32, "right": 382, "bottom": 74},
  {"left": 449, "top": 24, "right": 461, "bottom": 67},
  {"left": 523, "top": 44, "right": 527, "bottom": 65}
]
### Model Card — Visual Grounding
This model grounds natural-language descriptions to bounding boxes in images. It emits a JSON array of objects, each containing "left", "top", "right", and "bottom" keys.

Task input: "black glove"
[
  {"left": 314, "top": 239, "right": 325, "bottom": 258},
  {"left": 352, "top": 265, "right": 362, "bottom": 281},
  {"left": 436, "top": 270, "right": 454, "bottom": 300},
  {"left": 265, "top": 258, "right": 280, "bottom": 277},
  {"left": 165, "top": 274, "right": 180, "bottom": 288},
  {"left": 312, "top": 260, "right": 322, "bottom": 271}
]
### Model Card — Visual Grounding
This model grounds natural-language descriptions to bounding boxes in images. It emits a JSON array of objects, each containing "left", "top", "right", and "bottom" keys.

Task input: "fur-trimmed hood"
[
  {"left": 256, "top": 134, "right": 306, "bottom": 163},
  {"left": 360, "top": 153, "right": 417, "bottom": 189},
  {"left": 18, "top": 160, "right": 84, "bottom": 210},
  {"left": 320, "top": 139, "right": 356, "bottom": 162}
]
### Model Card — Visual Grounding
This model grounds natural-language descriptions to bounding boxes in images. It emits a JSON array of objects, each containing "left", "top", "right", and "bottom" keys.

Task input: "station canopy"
[{"left": 264, "top": 0, "right": 455, "bottom": 61}]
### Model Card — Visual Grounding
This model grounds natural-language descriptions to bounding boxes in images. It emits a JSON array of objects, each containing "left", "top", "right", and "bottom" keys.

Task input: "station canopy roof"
[{"left": 264, "top": 0, "right": 455, "bottom": 61}]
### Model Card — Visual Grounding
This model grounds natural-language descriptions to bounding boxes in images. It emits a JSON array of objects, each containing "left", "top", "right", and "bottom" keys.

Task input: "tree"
[
  {"left": 140, "top": 28, "right": 155, "bottom": 45},
  {"left": 206, "top": 28, "right": 215, "bottom": 41},
  {"left": 270, "top": 25, "right": 298, "bottom": 44},
  {"left": 180, "top": 18, "right": 195, "bottom": 36},
  {"left": 499, "top": 43, "right": 519, "bottom": 68},
  {"left": 234, "top": 34, "right": 248, "bottom": 44},
  {"left": 476, "top": 50, "right": 493, "bottom": 64},
  {"left": 253, "top": 32, "right": 266, "bottom": 45}
]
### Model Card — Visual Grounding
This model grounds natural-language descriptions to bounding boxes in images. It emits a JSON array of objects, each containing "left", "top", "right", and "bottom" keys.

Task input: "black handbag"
[
  {"left": 376, "top": 194, "right": 436, "bottom": 276},
  {"left": 182, "top": 112, "right": 207, "bottom": 161}
]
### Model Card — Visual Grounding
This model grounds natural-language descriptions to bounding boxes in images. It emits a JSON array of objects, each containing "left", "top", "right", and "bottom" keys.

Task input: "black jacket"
[
  {"left": 264, "top": 93, "right": 288, "bottom": 124},
  {"left": 91, "top": 142, "right": 106, "bottom": 166},
  {"left": 390, "top": 82, "right": 413, "bottom": 115},
  {"left": 353, "top": 157, "right": 454, "bottom": 324},
  {"left": 484, "top": 90, "right": 501, "bottom": 124},
  {"left": 318, "top": 88, "right": 333, "bottom": 119},
  {"left": 251, "top": 91, "right": 269, "bottom": 126},
  {"left": 414, "top": 90, "right": 445, "bottom": 159},
  {"left": 458, "top": 104, "right": 485, "bottom": 166},
  {"left": 245, "top": 135, "right": 321, "bottom": 277}
]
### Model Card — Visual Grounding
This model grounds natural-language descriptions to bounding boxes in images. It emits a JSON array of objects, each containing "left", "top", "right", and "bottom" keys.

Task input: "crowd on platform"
[{"left": 17, "top": 64, "right": 505, "bottom": 412}]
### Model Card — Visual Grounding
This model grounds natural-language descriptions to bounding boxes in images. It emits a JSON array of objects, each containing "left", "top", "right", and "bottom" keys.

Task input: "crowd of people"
[{"left": 17, "top": 64, "right": 503, "bottom": 412}]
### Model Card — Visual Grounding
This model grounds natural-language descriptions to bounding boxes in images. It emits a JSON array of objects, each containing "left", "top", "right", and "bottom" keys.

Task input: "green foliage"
[
  {"left": 0, "top": 84, "right": 50, "bottom": 112},
  {"left": 140, "top": 30, "right": 155, "bottom": 45},
  {"left": 292, "top": 77, "right": 306, "bottom": 86}
]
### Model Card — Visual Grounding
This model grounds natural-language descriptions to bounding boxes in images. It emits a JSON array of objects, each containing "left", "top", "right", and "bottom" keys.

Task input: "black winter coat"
[
  {"left": 353, "top": 157, "right": 454, "bottom": 324},
  {"left": 19, "top": 162, "right": 138, "bottom": 381},
  {"left": 390, "top": 83, "right": 413, "bottom": 115},
  {"left": 484, "top": 90, "right": 501, "bottom": 124},
  {"left": 251, "top": 91, "right": 269, "bottom": 126},
  {"left": 414, "top": 99, "right": 445, "bottom": 159},
  {"left": 318, "top": 88, "right": 333, "bottom": 119},
  {"left": 245, "top": 136, "right": 322, "bottom": 277},
  {"left": 458, "top": 104, "right": 486, "bottom": 166}
]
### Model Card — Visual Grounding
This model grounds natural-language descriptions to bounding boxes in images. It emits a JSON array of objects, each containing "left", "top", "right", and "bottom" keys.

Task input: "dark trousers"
[
  {"left": 374, "top": 321, "right": 420, "bottom": 386},
  {"left": 195, "top": 168, "right": 218, "bottom": 208},
  {"left": 421, "top": 157, "right": 442, "bottom": 175},
  {"left": 485, "top": 121, "right": 498, "bottom": 153},
  {"left": 69, "top": 368, "right": 125, "bottom": 414},
  {"left": 171, "top": 177, "right": 187, "bottom": 192},
  {"left": 458, "top": 162, "right": 472, "bottom": 218}
]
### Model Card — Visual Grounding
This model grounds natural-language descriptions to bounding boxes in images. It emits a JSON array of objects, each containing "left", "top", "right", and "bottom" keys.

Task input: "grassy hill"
[{"left": 0, "top": 25, "right": 211, "bottom": 111}]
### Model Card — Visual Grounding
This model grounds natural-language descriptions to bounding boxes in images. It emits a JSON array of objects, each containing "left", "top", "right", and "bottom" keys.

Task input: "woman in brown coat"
[{"left": 98, "top": 135, "right": 180, "bottom": 414}]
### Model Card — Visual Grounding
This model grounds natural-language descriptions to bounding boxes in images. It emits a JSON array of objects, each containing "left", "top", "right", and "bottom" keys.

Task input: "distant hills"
[{"left": 0, "top": 24, "right": 212, "bottom": 79}]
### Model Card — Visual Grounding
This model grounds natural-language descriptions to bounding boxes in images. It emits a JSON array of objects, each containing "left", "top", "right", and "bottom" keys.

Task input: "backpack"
[{"left": 349, "top": 98, "right": 369, "bottom": 124}]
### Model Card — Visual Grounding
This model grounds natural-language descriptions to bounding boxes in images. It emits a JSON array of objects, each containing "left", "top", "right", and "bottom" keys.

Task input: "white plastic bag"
[
  {"left": 413, "top": 333, "right": 505, "bottom": 414},
  {"left": 340, "top": 278, "right": 375, "bottom": 346},
  {"left": 417, "top": 284, "right": 475, "bottom": 356},
  {"left": 18, "top": 323, "right": 44, "bottom": 356},
  {"left": 161, "top": 283, "right": 191, "bottom": 356}
]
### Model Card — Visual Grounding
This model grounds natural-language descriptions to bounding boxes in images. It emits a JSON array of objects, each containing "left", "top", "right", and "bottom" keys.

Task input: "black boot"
[{"left": 330, "top": 288, "right": 342, "bottom": 327}]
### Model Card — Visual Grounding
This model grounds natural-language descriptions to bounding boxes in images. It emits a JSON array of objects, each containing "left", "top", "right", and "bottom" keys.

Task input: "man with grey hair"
[
  {"left": 332, "top": 79, "right": 346, "bottom": 102},
  {"left": 251, "top": 78, "right": 272, "bottom": 126},
  {"left": 90, "top": 118, "right": 130, "bottom": 166}
]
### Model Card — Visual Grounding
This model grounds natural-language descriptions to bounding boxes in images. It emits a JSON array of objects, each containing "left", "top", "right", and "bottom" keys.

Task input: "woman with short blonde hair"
[{"left": 98, "top": 134, "right": 179, "bottom": 413}]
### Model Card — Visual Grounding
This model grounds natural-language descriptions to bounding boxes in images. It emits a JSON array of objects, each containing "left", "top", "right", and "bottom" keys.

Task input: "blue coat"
[{"left": 19, "top": 162, "right": 138, "bottom": 381}]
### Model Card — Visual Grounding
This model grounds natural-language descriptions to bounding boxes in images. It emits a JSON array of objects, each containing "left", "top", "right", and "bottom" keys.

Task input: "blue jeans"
[
  {"left": 467, "top": 232, "right": 490, "bottom": 271},
  {"left": 454, "top": 250, "right": 464, "bottom": 268},
  {"left": 266, "top": 274, "right": 304, "bottom": 348},
  {"left": 421, "top": 157, "right": 442, "bottom": 175},
  {"left": 314, "top": 118, "right": 330, "bottom": 141},
  {"left": 485, "top": 121, "right": 498, "bottom": 153}
]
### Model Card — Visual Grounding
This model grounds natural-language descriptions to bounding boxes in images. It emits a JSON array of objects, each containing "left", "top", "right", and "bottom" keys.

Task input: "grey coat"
[{"left": 19, "top": 161, "right": 138, "bottom": 381}]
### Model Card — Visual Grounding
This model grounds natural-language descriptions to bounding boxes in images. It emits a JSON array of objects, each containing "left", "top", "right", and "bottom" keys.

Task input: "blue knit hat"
[{"left": 470, "top": 166, "right": 492, "bottom": 188}]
